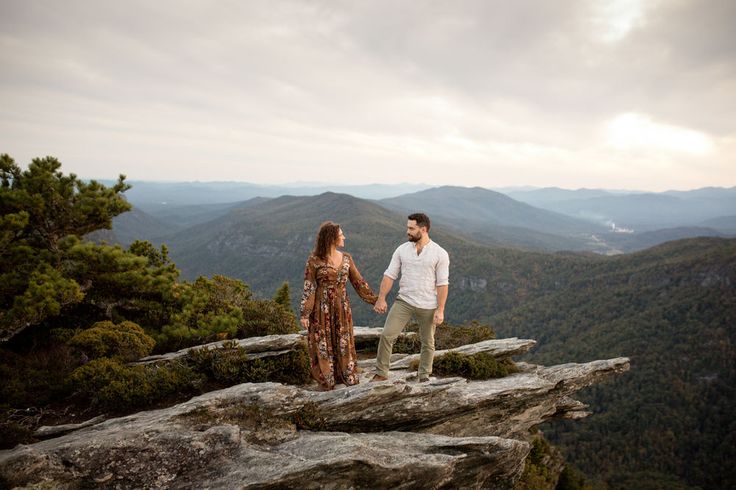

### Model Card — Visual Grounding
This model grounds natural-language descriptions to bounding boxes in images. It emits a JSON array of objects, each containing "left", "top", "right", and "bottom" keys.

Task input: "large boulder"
[{"left": 0, "top": 333, "right": 630, "bottom": 489}]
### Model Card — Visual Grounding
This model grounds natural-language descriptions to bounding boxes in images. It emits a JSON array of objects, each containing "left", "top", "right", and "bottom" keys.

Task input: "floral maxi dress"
[{"left": 300, "top": 252, "right": 377, "bottom": 389}]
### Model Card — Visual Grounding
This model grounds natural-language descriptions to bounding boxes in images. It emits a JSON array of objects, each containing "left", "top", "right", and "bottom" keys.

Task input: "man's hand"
[
  {"left": 300, "top": 317, "right": 309, "bottom": 330},
  {"left": 374, "top": 297, "right": 388, "bottom": 314},
  {"left": 433, "top": 309, "right": 444, "bottom": 326}
]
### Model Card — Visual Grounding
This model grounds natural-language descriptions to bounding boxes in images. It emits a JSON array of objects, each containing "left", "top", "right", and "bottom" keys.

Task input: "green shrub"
[
  {"left": 68, "top": 320, "right": 155, "bottom": 362},
  {"left": 49, "top": 328, "right": 77, "bottom": 343},
  {"left": 157, "top": 316, "right": 239, "bottom": 352},
  {"left": 434, "top": 321, "right": 496, "bottom": 350},
  {"left": 272, "top": 282, "right": 292, "bottom": 310},
  {"left": 515, "top": 433, "right": 561, "bottom": 490},
  {"left": 358, "top": 321, "right": 496, "bottom": 355},
  {"left": 239, "top": 299, "right": 299, "bottom": 337},
  {"left": 0, "top": 346, "right": 78, "bottom": 407},
  {"left": 431, "top": 351, "right": 518, "bottom": 380},
  {"left": 0, "top": 418, "right": 34, "bottom": 449},
  {"left": 156, "top": 276, "right": 298, "bottom": 352},
  {"left": 188, "top": 343, "right": 310, "bottom": 386},
  {"left": 392, "top": 335, "right": 421, "bottom": 354},
  {"left": 156, "top": 276, "right": 250, "bottom": 351},
  {"left": 69, "top": 358, "right": 199, "bottom": 411},
  {"left": 529, "top": 436, "right": 552, "bottom": 465}
]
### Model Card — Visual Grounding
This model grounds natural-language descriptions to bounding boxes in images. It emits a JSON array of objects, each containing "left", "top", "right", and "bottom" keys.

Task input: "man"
[{"left": 372, "top": 213, "right": 449, "bottom": 382}]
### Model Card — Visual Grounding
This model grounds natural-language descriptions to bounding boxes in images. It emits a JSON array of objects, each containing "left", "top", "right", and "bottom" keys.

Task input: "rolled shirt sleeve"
[
  {"left": 383, "top": 247, "right": 402, "bottom": 280},
  {"left": 436, "top": 250, "right": 450, "bottom": 286}
]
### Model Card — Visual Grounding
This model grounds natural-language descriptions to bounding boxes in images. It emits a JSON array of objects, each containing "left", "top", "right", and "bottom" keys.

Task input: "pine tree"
[
  {"left": 0, "top": 154, "right": 178, "bottom": 341},
  {"left": 273, "top": 281, "right": 291, "bottom": 310}
]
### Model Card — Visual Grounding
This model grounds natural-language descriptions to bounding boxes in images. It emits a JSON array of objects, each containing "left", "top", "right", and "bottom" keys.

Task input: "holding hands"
[{"left": 373, "top": 297, "right": 388, "bottom": 314}]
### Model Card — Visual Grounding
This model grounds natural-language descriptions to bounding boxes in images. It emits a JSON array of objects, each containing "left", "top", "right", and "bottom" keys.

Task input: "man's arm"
[
  {"left": 434, "top": 250, "right": 450, "bottom": 325},
  {"left": 434, "top": 285, "right": 448, "bottom": 325},
  {"left": 373, "top": 275, "right": 394, "bottom": 314},
  {"left": 375, "top": 247, "right": 401, "bottom": 314}
]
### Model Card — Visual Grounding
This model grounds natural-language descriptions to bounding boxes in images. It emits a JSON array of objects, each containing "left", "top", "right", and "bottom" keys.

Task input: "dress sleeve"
[
  {"left": 300, "top": 256, "right": 317, "bottom": 319},
  {"left": 347, "top": 253, "right": 378, "bottom": 305}
]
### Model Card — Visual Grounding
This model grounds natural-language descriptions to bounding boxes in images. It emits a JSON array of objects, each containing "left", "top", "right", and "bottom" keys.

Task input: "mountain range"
[
  {"left": 98, "top": 183, "right": 736, "bottom": 488},
  {"left": 102, "top": 180, "right": 432, "bottom": 209},
  {"left": 110, "top": 183, "right": 734, "bottom": 256},
  {"left": 507, "top": 186, "right": 736, "bottom": 232}
]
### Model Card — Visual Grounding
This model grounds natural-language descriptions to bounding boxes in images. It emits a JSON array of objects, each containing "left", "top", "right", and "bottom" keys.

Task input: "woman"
[{"left": 300, "top": 221, "right": 377, "bottom": 390}]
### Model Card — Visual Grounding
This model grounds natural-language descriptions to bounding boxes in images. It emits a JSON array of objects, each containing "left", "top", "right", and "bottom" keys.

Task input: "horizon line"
[{"left": 88, "top": 178, "right": 736, "bottom": 194}]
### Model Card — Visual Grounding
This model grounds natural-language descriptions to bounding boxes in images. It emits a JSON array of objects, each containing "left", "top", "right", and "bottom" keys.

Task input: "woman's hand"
[
  {"left": 300, "top": 317, "right": 309, "bottom": 330},
  {"left": 374, "top": 297, "right": 388, "bottom": 314}
]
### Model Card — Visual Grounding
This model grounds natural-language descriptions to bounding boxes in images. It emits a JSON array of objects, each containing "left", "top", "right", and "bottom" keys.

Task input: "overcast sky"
[{"left": 1, "top": 0, "right": 734, "bottom": 191}]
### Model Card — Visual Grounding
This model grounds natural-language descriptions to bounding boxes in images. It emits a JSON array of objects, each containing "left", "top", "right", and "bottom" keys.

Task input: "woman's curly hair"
[{"left": 313, "top": 221, "right": 341, "bottom": 260}]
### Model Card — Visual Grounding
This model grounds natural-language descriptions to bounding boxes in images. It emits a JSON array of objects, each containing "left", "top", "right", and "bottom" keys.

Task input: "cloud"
[
  {"left": 605, "top": 112, "right": 715, "bottom": 155},
  {"left": 0, "top": 0, "right": 733, "bottom": 190}
]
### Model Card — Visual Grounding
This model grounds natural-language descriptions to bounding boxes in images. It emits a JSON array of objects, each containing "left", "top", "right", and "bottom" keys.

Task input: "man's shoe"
[
  {"left": 407, "top": 374, "right": 430, "bottom": 383},
  {"left": 370, "top": 374, "right": 388, "bottom": 382}
]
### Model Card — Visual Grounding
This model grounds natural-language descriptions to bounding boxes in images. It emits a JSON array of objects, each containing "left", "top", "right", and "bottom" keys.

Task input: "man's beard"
[{"left": 407, "top": 233, "right": 421, "bottom": 242}]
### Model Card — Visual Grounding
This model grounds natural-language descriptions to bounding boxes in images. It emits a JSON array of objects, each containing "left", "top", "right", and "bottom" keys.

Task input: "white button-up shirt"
[{"left": 383, "top": 240, "right": 450, "bottom": 309}]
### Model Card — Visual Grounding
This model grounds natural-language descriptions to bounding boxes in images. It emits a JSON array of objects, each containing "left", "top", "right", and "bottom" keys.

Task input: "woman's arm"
[
  {"left": 347, "top": 253, "right": 378, "bottom": 305},
  {"left": 299, "top": 256, "right": 317, "bottom": 328}
]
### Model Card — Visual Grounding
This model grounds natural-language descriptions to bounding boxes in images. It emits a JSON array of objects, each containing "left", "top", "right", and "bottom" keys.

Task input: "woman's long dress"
[{"left": 300, "top": 252, "right": 377, "bottom": 389}]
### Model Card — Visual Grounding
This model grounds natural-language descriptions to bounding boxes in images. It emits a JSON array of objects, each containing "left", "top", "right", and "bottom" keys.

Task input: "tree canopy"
[{"left": 0, "top": 154, "right": 159, "bottom": 340}]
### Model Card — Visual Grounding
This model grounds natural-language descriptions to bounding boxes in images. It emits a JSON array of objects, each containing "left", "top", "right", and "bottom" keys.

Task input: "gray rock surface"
[
  {"left": 135, "top": 328, "right": 414, "bottom": 365},
  {"left": 135, "top": 333, "right": 306, "bottom": 365},
  {"left": 353, "top": 326, "right": 417, "bottom": 340},
  {"left": 2, "top": 419, "right": 527, "bottom": 490},
  {"left": 385, "top": 337, "right": 536, "bottom": 371},
  {"left": 33, "top": 415, "right": 106, "bottom": 439},
  {"left": 0, "top": 331, "right": 630, "bottom": 489}
]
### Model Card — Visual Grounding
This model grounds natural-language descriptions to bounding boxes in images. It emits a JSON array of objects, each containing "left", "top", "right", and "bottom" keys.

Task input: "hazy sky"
[{"left": 1, "top": 0, "right": 734, "bottom": 190}]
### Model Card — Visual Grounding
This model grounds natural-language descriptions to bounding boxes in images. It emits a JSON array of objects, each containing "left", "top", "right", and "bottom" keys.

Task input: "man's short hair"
[{"left": 408, "top": 213, "right": 431, "bottom": 231}]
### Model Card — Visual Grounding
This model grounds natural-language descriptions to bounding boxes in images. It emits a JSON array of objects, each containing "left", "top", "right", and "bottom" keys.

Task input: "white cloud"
[
  {"left": 588, "top": 0, "right": 652, "bottom": 43},
  {"left": 605, "top": 113, "right": 715, "bottom": 155},
  {"left": 0, "top": 0, "right": 734, "bottom": 190}
]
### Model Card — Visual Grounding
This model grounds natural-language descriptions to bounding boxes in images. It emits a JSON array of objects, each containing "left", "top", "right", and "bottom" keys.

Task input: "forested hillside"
[
  {"left": 4, "top": 155, "right": 733, "bottom": 488},
  {"left": 159, "top": 191, "right": 596, "bottom": 324},
  {"left": 161, "top": 191, "right": 736, "bottom": 488},
  {"left": 378, "top": 185, "right": 606, "bottom": 252},
  {"left": 489, "top": 238, "right": 736, "bottom": 489}
]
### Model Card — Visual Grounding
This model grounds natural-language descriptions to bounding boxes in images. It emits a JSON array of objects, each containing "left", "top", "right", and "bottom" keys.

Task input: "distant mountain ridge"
[
  {"left": 380, "top": 185, "right": 604, "bottom": 235},
  {"left": 103, "top": 180, "right": 432, "bottom": 209},
  {"left": 508, "top": 186, "right": 736, "bottom": 232},
  {"left": 111, "top": 182, "right": 735, "bottom": 255}
]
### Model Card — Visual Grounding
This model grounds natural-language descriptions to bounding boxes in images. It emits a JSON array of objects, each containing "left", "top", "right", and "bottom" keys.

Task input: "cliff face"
[{"left": 0, "top": 329, "right": 629, "bottom": 489}]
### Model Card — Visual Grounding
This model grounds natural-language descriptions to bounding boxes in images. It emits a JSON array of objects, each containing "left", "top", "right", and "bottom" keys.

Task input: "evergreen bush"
[
  {"left": 431, "top": 352, "right": 518, "bottom": 380},
  {"left": 68, "top": 320, "right": 155, "bottom": 362},
  {"left": 239, "top": 299, "right": 299, "bottom": 337},
  {"left": 187, "top": 343, "right": 310, "bottom": 385},
  {"left": 69, "top": 358, "right": 199, "bottom": 411},
  {"left": 272, "top": 281, "right": 291, "bottom": 310}
]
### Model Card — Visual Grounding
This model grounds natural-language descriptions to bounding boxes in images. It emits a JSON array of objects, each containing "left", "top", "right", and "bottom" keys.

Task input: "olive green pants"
[{"left": 375, "top": 298, "right": 436, "bottom": 378}]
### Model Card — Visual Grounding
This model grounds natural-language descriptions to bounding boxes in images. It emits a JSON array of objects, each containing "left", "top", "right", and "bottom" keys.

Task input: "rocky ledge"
[{"left": 0, "top": 329, "right": 629, "bottom": 489}]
